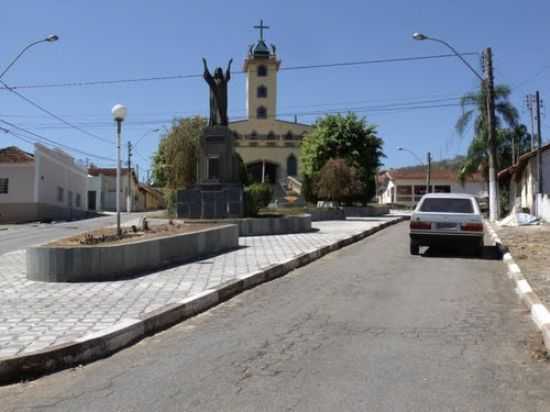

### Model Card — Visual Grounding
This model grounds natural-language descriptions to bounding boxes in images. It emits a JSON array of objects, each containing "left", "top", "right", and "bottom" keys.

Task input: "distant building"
[
  {"left": 377, "top": 168, "right": 485, "bottom": 206},
  {"left": 87, "top": 167, "right": 139, "bottom": 212},
  {"left": 229, "top": 22, "right": 312, "bottom": 186},
  {"left": 0, "top": 144, "right": 88, "bottom": 223},
  {"left": 498, "top": 143, "right": 550, "bottom": 221},
  {"left": 88, "top": 167, "right": 165, "bottom": 212}
]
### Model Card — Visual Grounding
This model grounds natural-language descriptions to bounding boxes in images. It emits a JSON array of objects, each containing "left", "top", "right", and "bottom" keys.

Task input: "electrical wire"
[
  {"left": 0, "top": 80, "right": 113, "bottom": 144},
  {"left": 0, "top": 119, "right": 115, "bottom": 162},
  {"left": 0, "top": 53, "right": 479, "bottom": 90}
]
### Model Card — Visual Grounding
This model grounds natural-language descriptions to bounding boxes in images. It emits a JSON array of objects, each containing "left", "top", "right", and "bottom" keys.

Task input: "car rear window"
[{"left": 419, "top": 198, "right": 474, "bottom": 213}]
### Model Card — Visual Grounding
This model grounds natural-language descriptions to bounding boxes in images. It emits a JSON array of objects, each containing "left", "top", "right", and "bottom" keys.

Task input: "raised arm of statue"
[
  {"left": 225, "top": 59, "right": 233, "bottom": 81},
  {"left": 202, "top": 58, "right": 214, "bottom": 84}
]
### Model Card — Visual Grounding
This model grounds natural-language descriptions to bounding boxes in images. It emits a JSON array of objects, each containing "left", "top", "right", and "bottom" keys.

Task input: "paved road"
[
  {"left": 1, "top": 222, "right": 549, "bottom": 411},
  {"left": 0, "top": 213, "right": 147, "bottom": 255}
]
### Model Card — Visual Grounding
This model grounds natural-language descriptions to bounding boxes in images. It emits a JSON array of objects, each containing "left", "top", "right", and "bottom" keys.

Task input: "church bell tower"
[{"left": 244, "top": 20, "right": 280, "bottom": 121}]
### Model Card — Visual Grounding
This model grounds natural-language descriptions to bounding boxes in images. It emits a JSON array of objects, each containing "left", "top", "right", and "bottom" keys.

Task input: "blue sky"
[{"left": 1, "top": 1, "right": 549, "bottom": 179}]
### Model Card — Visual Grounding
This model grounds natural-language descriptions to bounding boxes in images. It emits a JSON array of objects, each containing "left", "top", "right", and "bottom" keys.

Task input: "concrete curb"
[
  {"left": 485, "top": 223, "right": 550, "bottom": 352},
  {"left": 0, "top": 216, "right": 407, "bottom": 385}
]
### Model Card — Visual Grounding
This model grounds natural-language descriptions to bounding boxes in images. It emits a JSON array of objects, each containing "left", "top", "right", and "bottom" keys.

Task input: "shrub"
[
  {"left": 247, "top": 183, "right": 273, "bottom": 209},
  {"left": 316, "top": 158, "right": 363, "bottom": 205},
  {"left": 243, "top": 189, "right": 258, "bottom": 217}
]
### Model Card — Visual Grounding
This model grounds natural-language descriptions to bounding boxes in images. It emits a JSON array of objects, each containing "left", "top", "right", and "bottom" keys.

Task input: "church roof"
[{"left": 253, "top": 40, "right": 271, "bottom": 57}]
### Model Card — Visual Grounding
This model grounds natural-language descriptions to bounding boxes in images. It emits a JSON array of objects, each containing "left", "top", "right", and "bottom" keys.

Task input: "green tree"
[
  {"left": 151, "top": 116, "right": 206, "bottom": 189},
  {"left": 455, "top": 84, "right": 519, "bottom": 182},
  {"left": 300, "top": 113, "right": 384, "bottom": 204}
]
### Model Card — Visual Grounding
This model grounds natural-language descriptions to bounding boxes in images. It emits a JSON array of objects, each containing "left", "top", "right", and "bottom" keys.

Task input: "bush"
[
  {"left": 316, "top": 158, "right": 363, "bottom": 205},
  {"left": 243, "top": 190, "right": 258, "bottom": 217},
  {"left": 302, "top": 174, "right": 318, "bottom": 204},
  {"left": 248, "top": 183, "right": 273, "bottom": 209}
]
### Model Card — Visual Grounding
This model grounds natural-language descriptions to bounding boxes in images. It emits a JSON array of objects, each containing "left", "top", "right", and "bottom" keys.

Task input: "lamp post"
[
  {"left": 412, "top": 32, "right": 498, "bottom": 221},
  {"left": 0, "top": 34, "right": 59, "bottom": 80},
  {"left": 112, "top": 104, "right": 127, "bottom": 236},
  {"left": 397, "top": 146, "right": 432, "bottom": 195}
]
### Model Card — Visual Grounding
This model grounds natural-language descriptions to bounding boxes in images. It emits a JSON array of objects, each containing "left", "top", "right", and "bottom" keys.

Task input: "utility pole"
[
  {"left": 483, "top": 48, "right": 499, "bottom": 221},
  {"left": 426, "top": 152, "right": 432, "bottom": 194},
  {"left": 526, "top": 94, "right": 536, "bottom": 151},
  {"left": 535, "top": 91, "right": 543, "bottom": 196},
  {"left": 127, "top": 141, "right": 133, "bottom": 213}
]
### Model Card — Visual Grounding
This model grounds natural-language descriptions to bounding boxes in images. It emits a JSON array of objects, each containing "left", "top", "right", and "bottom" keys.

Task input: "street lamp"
[
  {"left": 397, "top": 147, "right": 432, "bottom": 194},
  {"left": 112, "top": 104, "right": 127, "bottom": 236},
  {"left": 412, "top": 32, "right": 498, "bottom": 221},
  {"left": 0, "top": 34, "right": 59, "bottom": 80}
]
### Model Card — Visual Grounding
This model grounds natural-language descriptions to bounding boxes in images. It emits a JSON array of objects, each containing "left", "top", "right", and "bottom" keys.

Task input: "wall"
[
  {"left": 0, "top": 163, "right": 34, "bottom": 203},
  {"left": 35, "top": 144, "right": 88, "bottom": 213}
]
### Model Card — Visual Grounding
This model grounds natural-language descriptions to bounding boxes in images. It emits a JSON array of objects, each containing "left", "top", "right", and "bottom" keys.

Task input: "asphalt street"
[
  {"left": 1, "top": 222, "right": 549, "bottom": 411},
  {"left": 0, "top": 213, "right": 147, "bottom": 255}
]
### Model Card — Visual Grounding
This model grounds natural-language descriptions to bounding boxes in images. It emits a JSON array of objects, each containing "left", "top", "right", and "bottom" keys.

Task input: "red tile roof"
[
  {"left": 386, "top": 168, "right": 482, "bottom": 182},
  {"left": 0, "top": 146, "right": 34, "bottom": 163}
]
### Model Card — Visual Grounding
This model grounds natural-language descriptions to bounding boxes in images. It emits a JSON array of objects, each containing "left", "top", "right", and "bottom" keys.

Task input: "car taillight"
[
  {"left": 461, "top": 223, "right": 483, "bottom": 232},
  {"left": 410, "top": 221, "right": 431, "bottom": 230}
]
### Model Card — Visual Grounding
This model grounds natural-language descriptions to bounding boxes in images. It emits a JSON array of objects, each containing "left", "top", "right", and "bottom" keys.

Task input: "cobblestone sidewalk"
[{"left": 0, "top": 218, "right": 395, "bottom": 358}]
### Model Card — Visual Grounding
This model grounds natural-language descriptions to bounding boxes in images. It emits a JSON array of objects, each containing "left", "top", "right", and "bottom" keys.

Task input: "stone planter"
[
  {"left": 26, "top": 224, "right": 239, "bottom": 282},
  {"left": 188, "top": 214, "right": 312, "bottom": 236}
]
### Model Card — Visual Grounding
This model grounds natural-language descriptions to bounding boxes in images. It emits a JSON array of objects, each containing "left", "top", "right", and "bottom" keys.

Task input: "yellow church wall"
[{"left": 245, "top": 59, "right": 279, "bottom": 120}]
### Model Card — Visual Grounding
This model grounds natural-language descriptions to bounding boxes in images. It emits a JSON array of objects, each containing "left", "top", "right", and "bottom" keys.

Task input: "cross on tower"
[{"left": 254, "top": 19, "right": 270, "bottom": 41}]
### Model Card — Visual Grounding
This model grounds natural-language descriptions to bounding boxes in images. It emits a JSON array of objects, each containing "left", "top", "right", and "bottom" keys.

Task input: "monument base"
[{"left": 177, "top": 183, "right": 243, "bottom": 219}]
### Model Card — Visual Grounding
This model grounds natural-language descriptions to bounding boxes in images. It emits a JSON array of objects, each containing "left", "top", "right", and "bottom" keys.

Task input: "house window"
[
  {"left": 396, "top": 185, "right": 412, "bottom": 202},
  {"left": 68, "top": 190, "right": 73, "bottom": 207},
  {"left": 287, "top": 154, "right": 298, "bottom": 176},
  {"left": 0, "top": 178, "right": 8, "bottom": 194},
  {"left": 257, "top": 106, "right": 267, "bottom": 119},
  {"left": 257, "top": 65, "right": 267, "bottom": 77},
  {"left": 57, "top": 186, "right": 64, "bottom": 202},
  {"left": 207, "top": 156, "right": 220, "bottom": 180},
  {"left": 76, "top": 193, "right": 81, "bottom": 208},
  {"left": 257, "top": 85, "right": 267, "bottom": 98}
]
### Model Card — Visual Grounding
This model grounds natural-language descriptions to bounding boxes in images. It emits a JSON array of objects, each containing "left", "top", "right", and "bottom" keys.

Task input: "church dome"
[{"left": 253, "top": 40, "right": 271, "bottom": 57}]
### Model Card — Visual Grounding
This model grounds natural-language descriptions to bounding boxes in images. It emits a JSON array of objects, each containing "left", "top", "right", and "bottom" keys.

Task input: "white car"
[{"left": 409, "top": 193, "right": 484, "bottom": 256}]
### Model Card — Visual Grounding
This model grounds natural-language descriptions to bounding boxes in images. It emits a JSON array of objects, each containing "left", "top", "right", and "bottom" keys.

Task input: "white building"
[
  {"left": 0, "top": 144, "right": 88, "bottom": 223},
  {"left": 87, "top": 167, "right": 139, "bottom": 212},
  {"left": 377, "top": 168, "right": 485, "bottom": 206},
  {"left": 498, "top": 143, "right": 550, "bottom": 222}
]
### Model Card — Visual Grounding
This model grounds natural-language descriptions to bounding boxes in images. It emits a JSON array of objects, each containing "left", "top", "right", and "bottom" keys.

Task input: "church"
[{"left": 229, "top": 21, "right": 312, "bottom": 186}]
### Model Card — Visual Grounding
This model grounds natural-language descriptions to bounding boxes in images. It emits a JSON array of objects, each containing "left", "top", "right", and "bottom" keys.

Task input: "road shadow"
[{"left": 420, "top": 245, "right": 502, "bottom": 260}]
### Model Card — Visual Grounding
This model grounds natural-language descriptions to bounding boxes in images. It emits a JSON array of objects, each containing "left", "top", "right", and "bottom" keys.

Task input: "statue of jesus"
[{"left": 202, "top": 58, "right": 232, "bottom": 126}]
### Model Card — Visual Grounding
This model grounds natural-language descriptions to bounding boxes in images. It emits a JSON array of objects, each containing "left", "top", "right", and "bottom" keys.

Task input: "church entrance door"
[{"left": 247, "top": 160, "right": 278, "bottom": 184}]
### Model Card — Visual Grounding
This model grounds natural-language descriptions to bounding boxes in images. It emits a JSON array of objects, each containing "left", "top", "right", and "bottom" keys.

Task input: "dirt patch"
[
  {"left": 496, "top": 223, "right": 550, "bottom": 308},
  {"left": 50, "top": 222, "right": 219, "bottom": 247}
]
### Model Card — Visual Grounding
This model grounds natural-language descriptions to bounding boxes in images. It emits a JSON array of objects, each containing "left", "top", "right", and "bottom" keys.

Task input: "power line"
[
  {"left": 0, "top": 80, "right": 112, "bottom": 144},
  {"left": 0, "top": 119, "right": 115, "bottom": 162},
  {"left": 0, "top": 53, "right": 479, "bottom": 90}
]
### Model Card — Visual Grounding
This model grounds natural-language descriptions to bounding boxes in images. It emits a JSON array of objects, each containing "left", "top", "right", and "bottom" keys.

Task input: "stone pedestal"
[{"left": 177, "top": 126, "right": 244, "bottom": 219}]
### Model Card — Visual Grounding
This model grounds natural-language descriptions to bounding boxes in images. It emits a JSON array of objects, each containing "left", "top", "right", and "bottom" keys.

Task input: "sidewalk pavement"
[{"left": 0, "top": 217, "right": 399, "bottom": 359}]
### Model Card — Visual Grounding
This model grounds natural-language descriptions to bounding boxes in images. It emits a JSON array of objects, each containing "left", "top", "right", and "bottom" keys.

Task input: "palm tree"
[{"left": 455, "top": 84, "right": 519, "bottom": 182}]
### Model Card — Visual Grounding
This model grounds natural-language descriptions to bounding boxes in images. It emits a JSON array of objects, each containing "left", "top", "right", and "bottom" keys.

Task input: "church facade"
[{"left": 229, "top": 21, "right": 312, "bottom": 185}]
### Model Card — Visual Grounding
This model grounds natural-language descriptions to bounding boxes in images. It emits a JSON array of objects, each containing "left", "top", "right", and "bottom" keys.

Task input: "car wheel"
[{"left": 410, "top": 241, "right": 420, "bottom": 255}]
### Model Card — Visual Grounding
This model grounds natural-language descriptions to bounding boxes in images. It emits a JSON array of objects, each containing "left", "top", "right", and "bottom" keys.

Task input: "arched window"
[
  {"left": 257, "top": 106, "right": 267, "bottom": 119},
  {"left": 287, "top": 154, "right": 298, "bottom": 176},
  {"left": 257, "top": 85, "right": 267, "bottom": 98},
  {"left": 267, "top": 131, "right": 276, "bottom": 140},
  {"left": 250, "top": 130, "right": 258, "bottom": 139},
  {"left": 257, "top": 65, "right": 267, "bottom": 77},
  {"left": 285, "top": 131, "right": 294, "bottom": 140}
]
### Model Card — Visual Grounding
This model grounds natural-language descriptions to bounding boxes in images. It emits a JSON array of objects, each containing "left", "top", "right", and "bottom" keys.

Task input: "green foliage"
[
  {"left": 163, "top": 189, "right": 177, "bottom": 216},
  {"left": 151, "top": 116, "right": 207, "bottom": 189},
  {"left": 243, "top": 190, "right": 258, "bottom": 217},
  {"left": 316, "top": 158, "right": 363, "bottom": 204},
  {"left": 300, "top": 113, "right": 384, "bottom": 204},
  {"left": 455, "top": 84, "right": 521, "bottom": 181},
  {"left": 247, "top": 183, "right": 273, "bottom": 209},
  {"left": 302, "top": 174, "right": 318, "bottom": 203}
]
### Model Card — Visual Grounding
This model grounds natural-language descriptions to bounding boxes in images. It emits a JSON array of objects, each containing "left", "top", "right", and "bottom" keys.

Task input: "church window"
[
  {"left": 267, "top": 131, "right": 276, "bottom": 140},
  {"left": 257, "top": 85, "right": 267, "bottom": 98},
  {"left": 250, "top": 131, "right": 258, "bottom": 139},
  {"left": 285, "top": 131, "right": 294, "bottom": 140},
  {"left": 287, "top": 154, "right": 298, "bottom": 176},
  {"left": 257, "top": 65, "right": 267, "bottom": 77},
  {"left": 257, "top": 106, "right": 267, "bottom": 119}
]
